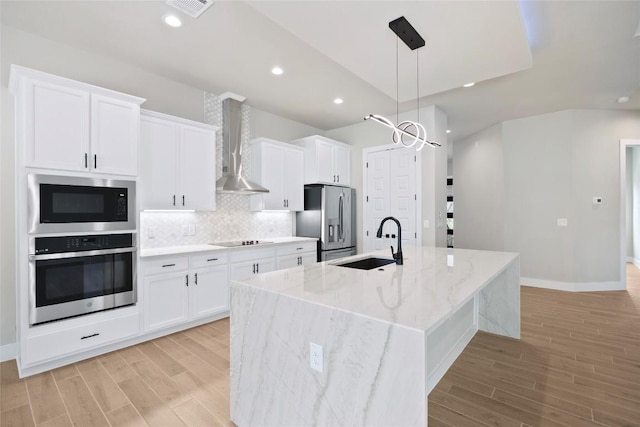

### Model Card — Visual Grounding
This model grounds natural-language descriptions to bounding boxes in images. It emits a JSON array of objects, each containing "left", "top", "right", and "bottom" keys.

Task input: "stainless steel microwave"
[{"left": 28, "top": 174, "right": 136, "bottom": 234}]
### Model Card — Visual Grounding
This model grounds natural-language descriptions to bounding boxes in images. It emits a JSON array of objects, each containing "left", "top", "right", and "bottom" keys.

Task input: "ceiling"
[{"left": 2, "top": 1, "right": 639, "bottom": 142}]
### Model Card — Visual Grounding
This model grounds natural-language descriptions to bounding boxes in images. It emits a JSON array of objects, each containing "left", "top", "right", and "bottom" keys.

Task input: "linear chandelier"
[{"left": 365, "top": 16, "right": 440, "bottom": 151}]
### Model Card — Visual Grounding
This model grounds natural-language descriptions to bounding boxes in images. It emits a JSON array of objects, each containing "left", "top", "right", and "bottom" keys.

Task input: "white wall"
[
  {"left": 453, "top": 123, "right": 504, "bottom": 251},
  {"left": 627, "top": 147, "right": 634, "bottom": 259},
  {"left": 632, "top": 148, "right": 640, "bottom": 263},
  {"left": 325, "top": 107, "right": 448, "bottom": 252},
  {"left": 454, "top": 109, "right": 640, "bottom": 288},
  {"left": 0, "top": 25, "right": 321, "bottom": 350}
]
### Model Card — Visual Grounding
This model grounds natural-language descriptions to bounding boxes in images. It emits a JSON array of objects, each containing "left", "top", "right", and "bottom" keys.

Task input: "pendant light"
[{"left": 365, "top": 16, "right": 440, "bottom": 151}]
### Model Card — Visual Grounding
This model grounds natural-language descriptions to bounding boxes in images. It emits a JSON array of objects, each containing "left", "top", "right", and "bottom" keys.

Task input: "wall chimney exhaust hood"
[{"left": 216, "top": 93, "right": 269, "bottom": 195}]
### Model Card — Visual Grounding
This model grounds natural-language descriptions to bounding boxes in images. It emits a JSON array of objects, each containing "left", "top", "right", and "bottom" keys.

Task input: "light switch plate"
[
  {"left": 557, "top": 218, "right": 568, "bottom": 227},
  {"left": 310, "top": 342, "right": 323, "bottom": 373}
]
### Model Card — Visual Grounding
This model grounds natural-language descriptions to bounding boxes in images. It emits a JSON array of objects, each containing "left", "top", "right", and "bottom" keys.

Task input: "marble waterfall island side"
[{"left": 230, "top": 246, "right": 520, "bottom": 427}]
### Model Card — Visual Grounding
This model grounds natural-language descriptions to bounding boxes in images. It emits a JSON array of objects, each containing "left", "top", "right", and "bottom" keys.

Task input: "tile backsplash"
[{"left": 140, "top": 92, "right": 293, "bottom": 249}]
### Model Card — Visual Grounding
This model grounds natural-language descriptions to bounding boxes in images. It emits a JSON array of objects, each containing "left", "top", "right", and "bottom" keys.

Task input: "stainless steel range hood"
[{"left": 216, "top": 95, "right": 269, "bottom": 194}]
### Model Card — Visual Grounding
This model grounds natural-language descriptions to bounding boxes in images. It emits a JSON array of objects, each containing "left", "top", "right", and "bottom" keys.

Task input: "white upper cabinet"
[
  {"left": 249, "top": 138, "right": 304, "bottom": 211},
  {"left": 291, "top": 135, "right": 351, "bottom": 186},
  {"left": 90, "top": 94, "right": 140, "bottom": 175},
  {"left": 9, "top": 65, "right": 145, "bottom": 176},
  {"left": 140, "top": 110, "right": 217, "bottom": 211}
]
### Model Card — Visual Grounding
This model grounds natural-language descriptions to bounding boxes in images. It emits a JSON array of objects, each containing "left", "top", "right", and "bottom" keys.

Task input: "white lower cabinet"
[
  {"left": 276, "top": 241, "right": 317, "bottom": 269},
  {"left": 24, "top": 309, "right": 139, "bottom": 366},
  {"left": 229, "top": 247, "right": 277, "bottom": 281},
  {"left": 143, "top": 253, "right": 229, "bottom": 332}
]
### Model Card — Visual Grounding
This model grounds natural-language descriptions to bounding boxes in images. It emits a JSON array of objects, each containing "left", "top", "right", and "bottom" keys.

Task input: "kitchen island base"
[{"left": 230, "top": 247, "right": 519, "bottom": 426}]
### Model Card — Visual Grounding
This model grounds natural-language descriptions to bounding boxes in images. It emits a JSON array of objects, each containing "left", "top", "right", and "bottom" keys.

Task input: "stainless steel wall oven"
[
  {"left": 28, "top": 174, "right": 135, "bottom": 234},
  {"left": 29, "top": 233, "right": 137, "bottom": 325}
]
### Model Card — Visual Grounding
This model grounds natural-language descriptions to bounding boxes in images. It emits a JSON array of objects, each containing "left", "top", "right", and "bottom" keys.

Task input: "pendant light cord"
[
  {"left": 417, "top": 48, "right": 420, "bottom": 124},
  {"left": 396, "top": 36, "right": 399, "bottom": 124}
]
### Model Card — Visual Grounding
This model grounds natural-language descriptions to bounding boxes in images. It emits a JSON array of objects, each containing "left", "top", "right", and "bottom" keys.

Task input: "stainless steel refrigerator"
[{"left": 295, "top": 184, "right": 356, "bottom": 261}]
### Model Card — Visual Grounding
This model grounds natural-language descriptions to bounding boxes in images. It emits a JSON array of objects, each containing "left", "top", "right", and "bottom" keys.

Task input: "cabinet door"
[
  {"left": 144, "top": 272, "right": 189, "bottom": 331},
  {"left": 178, "top": 126, "right": 216, "bottom": 211},
  {"left": 315, "top": 139, "right": 335, "bottom": 184},
  {"left": 24, "top": 78, "right": 90, "bottom": 171},
  {"left": 140, "top": 117, "right": 178, "bottom": 209},
  {"left": 229, "top": 258, "right": 276, "bottom": 281},
  {"left": 284, "top": 148, "right": 304, "bottom": 211},
  {"left": 190, "top": 265, "right": 229, "bottom": 319},
  {"left": 260, "top": 143, "right": 286, "bottom": 210},
  {"left": 277, "top": 253, "right": 303, "bottom": 270},
  {"left": 334, "top": 144, "right": 351, "bottom": 186},
  {"left": 300, "top": 252, "right": 317, "bottom": 266},
  {"left": 91, "top": 94, "right": 139, "bottom": 176}
]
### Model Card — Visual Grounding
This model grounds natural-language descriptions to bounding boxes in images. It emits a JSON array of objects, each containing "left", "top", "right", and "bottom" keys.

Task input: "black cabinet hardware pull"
[
  {"left": 185, "top": 274, "right": 189, "bottom": 286},
  {"left": 195, "top": 273, "right": 198, "bottom": 285},
  {"left": 182, "top": 195, "right": 185, "bottom": 206},
  {"left": 207, "top": 258, "right": 218, "bottom": 262},
  {"left": 84, "top": 153, "right": 88, "bottom": 168},
  {"left": 252, "top": 264, "right": 256, "bottom": 274},
  {"left": 162, "top": 263, "right": 175, "bottom": 267},
  {"left": 94, "top": 154, "right": 97, "bottom": 169},
  {"left": 173, "top": 195, "right": 176, "bottom": 206},
  {"left": 81, "top": 333, "right": 99, "bottom": 340},
  {"left": 256, "top": 263, "right": 259, "bottom": 273},
  {"left": 296, "top": 247, "right": 303, "bottom": 250}
]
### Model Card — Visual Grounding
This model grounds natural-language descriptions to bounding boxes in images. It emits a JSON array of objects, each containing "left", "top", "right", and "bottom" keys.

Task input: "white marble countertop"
[
  {"left": 232, "top": 246, "right": 519, "bottom": 333},
  {"left": 140, "top": 236, "right": 317, "bottom": 258}
]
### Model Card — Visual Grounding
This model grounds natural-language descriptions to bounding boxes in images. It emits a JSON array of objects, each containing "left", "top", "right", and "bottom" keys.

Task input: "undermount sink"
[{"left": 334, "top": 257, "right": 396, "bottom": 270}]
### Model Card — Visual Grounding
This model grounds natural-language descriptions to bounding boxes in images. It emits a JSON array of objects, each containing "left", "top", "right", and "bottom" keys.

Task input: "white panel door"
[
  {"left": 389, "top": 149, "right": 417, "bottom": 248},
  {"left": 284, "top": 147, "right": 304, "bottom": 210},
  {"left": 190, "top": 265, "right": 229, "bottom": 319},
  {"left": 178, "top": 126, "right": 216, "bottom": 211},
  {"left": 365, "top": 151, "right": 390, "bottom": 252},
  {"left": 90, "top": 94, "right": 139, "bottom": 176},
  {"left": 364, "top": 147, "right": 417, "bottom": 252},
  {"left": 316, "top": 140, "right": 335, "bottom": 184},
  {"left": 144, "top": 272, "right": 189, "bottom": 331},
  {"left": 25, "top": 79, "right": 90, "bottom": 171},
  {"left": 140, "top": 117, "right": 178, "bottom": 209}
]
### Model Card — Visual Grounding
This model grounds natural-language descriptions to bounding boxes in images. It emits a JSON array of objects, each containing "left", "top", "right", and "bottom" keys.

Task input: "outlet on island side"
[{"left": 310, "top": 342, "right": 323, "bottom": 373}]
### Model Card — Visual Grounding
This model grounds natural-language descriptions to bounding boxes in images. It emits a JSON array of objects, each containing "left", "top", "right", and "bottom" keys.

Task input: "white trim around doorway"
[{"left": 619, "top": 139, "right": 640, "bottom": 291}]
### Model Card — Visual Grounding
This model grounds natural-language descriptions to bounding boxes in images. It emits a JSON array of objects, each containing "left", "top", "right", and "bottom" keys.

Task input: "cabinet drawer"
[
  {"left": 144, "top": 256, "right": 188, "bottom": 275},
  {"left": 277, "top": 241, "right": 316, "bottom": 257},
  {"left": 189, "top": 252, "right": 228, "bottom": 269},
  {"left": 25, "top": 312, "right": 139, "bottom": 365},
  {"left": 229, "top": 247, "right": 275, "bottom": 263}
]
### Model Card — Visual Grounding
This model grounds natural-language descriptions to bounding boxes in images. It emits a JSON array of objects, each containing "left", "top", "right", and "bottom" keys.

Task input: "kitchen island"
[{"left": 230, "top": 246, "right": 520, "bottom": 426}]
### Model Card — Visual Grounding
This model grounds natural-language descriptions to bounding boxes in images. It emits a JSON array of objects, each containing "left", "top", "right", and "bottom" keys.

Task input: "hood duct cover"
[{"left": 216, "top": 97, "right": 269, "bottom": 194}]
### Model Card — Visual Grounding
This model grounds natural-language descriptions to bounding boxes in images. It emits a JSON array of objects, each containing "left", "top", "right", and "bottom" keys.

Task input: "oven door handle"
[{"left": 29, "top": 247, "right": 137, "bottom": 261}]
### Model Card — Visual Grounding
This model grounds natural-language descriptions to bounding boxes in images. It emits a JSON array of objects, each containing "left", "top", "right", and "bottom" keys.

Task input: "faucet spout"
[{"left": 376, "top": 216, "right": 403, "bottom": 265}]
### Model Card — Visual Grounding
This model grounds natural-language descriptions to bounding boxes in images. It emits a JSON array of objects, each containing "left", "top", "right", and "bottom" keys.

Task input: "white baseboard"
[
  {"left": 521, "top": 277, "right": 625, "bottom": 292},
  {"left": 627, "top": 258, "right": 640, "bottom": 269},
  {"left": 0, "top": 343, "right": 17, "bottom": 362}
]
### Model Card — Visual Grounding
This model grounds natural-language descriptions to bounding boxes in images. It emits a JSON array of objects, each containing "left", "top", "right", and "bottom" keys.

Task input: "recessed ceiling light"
[
  {"left": 617, "top": 96, "right": 630, "bottom": 104},
  {"left": 446, "top": 129, "right": 451, "bottom": 134},
  {"left": 333, "top": 98, "right": 344, "bottom": 105},
  {"left": 463, "top": 82, "right": 475, "bottom": 88},
  {"left": 163, "top": 14, "right": 182, "bottom": 28},
  {"left": 271, "top": 67, "right": 284, "bottom": 76}
]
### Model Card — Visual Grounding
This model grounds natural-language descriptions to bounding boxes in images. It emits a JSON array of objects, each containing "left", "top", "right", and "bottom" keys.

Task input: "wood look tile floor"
[{"left": 2, "top": 265, "right": 640, "bottom": 427}]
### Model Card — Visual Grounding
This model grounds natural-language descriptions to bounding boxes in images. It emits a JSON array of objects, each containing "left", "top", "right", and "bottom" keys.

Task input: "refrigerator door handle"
[{"left": 338, "top": 192, "right": 344, "bottom": 242}]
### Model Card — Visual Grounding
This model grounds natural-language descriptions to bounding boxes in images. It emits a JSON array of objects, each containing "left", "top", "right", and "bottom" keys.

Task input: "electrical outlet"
[
  {"left": 423, "top": 220, "right": 429, "bottom": 229},
  {"left": 182, "top": 225, "right": 189, "bottom": 236},
  {"left": 148, "top": 227, "right": 156, "bottom": 239},
  {"left": 310, "top": 342, "right": 323, "bottom": 373},
  {"left": 188, "top": 224, "right": 196, "bottom": 235}
]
